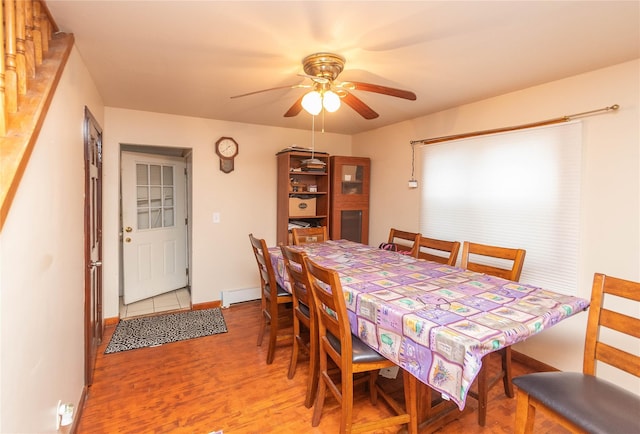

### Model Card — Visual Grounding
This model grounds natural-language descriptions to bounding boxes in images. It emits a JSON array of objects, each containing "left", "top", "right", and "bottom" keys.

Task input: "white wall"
[
  {"left": 353, "top": 59, "right": 640, "bottom": 391},
  {"left": 0, "top": 48, "right": 104, "bottom": 433},
  {"left": 102, "top": 110, "right": 352, "bottom": 317}
]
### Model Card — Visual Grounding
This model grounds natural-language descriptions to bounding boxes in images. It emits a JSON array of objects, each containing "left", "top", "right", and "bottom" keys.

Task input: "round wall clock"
[{"left": 215, "top": 137, "right": 239, "bottom": 173}]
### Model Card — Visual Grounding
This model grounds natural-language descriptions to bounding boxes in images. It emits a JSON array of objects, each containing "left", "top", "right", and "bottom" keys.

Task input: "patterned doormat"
[{"left": 105, "top": 308, "right": 228, "bottom": 354}]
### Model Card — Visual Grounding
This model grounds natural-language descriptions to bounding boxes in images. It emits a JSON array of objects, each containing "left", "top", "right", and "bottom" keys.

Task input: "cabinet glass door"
[
  {"left": 340, "top": 210, "right": 363, "bottom": 243},
  {"left": 341, "top": 164, "right": 364, "bottom": 195}
]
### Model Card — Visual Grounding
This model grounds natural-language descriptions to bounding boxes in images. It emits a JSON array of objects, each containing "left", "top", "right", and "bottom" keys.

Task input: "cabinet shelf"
[
  {"left": 289, "top": 214, "right": 327, "bottom": 219},
  {"left": 290, "top": 171, "right": 328, "bottom": 175},
  {"left": 288, "top": 192, "right": 327, "bottom": 196}
]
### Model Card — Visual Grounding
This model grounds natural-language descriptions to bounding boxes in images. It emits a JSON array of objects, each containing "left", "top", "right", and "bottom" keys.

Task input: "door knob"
[
  {"left": 125, "top": 226, "right": 133, "bottom": 232},
  {"left": 89, "top": 260, "right": 102, "bottom": 268},
  {"left": 125, "top": 237, "right": 131, "bottom": 243}
]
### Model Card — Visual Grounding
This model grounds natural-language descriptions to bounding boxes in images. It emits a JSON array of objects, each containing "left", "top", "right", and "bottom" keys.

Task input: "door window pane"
[
  {"left": 163, "top": 166, "right": 173, "bottom": 185},
  {"left": 164, "top": 207, "right": 175, "bottom": 227},
  {"left": 136, "top": 164, "right": 148, "bottom": 185},
  {"left": 164, "top": 187, "right": 174, "bottom": 207},
  {"left": 150, "top": 164, "right": 161, "bottom": 185},
  {"left": 150, "top": 186, "right": 162, "bottom": 207},
  {"left": 137, "top": 209, "right": 149, "bottom": 230},
  {"left": 150, "top": 208, "right": 162, "bottom": 229},
  {"left": 136, "top": 187, "right": 149, "bottom": 207}
]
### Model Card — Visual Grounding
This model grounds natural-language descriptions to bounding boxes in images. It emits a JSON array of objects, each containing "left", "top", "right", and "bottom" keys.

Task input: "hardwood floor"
[{"left": 77, "top": 300, "right": 570, "bottom": 433}]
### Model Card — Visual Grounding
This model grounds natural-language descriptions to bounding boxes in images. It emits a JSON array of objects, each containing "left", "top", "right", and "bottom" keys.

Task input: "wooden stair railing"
[{"left": 0, "top": 0, "right": 74, "bottom": 230}]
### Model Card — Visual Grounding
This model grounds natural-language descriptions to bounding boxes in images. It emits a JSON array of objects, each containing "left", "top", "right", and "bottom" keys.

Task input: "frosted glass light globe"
[
  {"left": 322, "top": 90, "right": 341, "bottom": 113},
  {"left": 301, "top": 91, "right": 322, "bottom": 115}
]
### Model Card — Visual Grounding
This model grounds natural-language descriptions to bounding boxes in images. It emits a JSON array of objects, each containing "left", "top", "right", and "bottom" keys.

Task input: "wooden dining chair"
[
  {"left": 280, "top": 245, "right": 319, "bottom": 408},
  {"left": 248, "top": 233, "right": 293, "bottom": 365},
  {"left": 304, "top": 256, "right": 418, "bottom": 434},
  {"left": 461, "top": 241, "right": 526, "bottom": 426},
  {"left": 512, "top": 273, "right": 640, "bottom": 434},
  {"left": 387, "top": 228, "right": 421, "bottom": 256},
  {"left": 291, "top": 226, "right": 329, "bottom": 245},
  {"left": 416, "top": 236, "right": 461, "bottom": 266}
]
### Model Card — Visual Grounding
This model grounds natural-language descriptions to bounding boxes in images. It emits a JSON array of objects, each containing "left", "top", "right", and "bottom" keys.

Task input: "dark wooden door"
[{"left": 84, "top": 107, "right": 103, "bottom": 386}]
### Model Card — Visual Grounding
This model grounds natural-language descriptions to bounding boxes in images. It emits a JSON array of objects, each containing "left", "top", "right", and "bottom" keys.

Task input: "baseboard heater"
[{"left": 221, "top": 287, "right": 261, "bottom": 308}]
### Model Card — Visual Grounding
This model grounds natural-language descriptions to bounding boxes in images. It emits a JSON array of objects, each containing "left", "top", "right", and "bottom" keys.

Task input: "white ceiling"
[{"left": 46, "top": 1, "right": 639, "bottom": 135}]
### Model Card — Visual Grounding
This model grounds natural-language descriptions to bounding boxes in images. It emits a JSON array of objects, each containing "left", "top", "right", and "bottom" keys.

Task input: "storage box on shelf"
[{"left": 276, "top": 149, "right": 330, "bottom": 245}]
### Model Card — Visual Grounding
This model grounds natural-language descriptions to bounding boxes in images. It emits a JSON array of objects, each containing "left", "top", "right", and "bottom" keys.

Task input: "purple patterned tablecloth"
[{"left": 269, "top": 239, "right": 590, "bottom": 410}]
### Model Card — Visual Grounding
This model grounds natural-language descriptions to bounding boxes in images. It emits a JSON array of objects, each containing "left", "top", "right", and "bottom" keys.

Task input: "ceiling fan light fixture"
[
  {"left": 302, "top": 91, "right": 322, "bottom": 115},
  {"left": 323, "top": 90, "right": 341, "bottom": 112}
]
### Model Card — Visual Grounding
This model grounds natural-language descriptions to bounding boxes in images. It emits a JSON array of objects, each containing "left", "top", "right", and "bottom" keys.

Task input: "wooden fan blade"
[
  {"left": 347, "top": 81, "right": 417, "bottom": 100},
  {"left": 284, "top": 95, "right": 304, "bottom": 117},
  {"left": 230, "top": 84, "right": 308, "bottom": 99},
  {"left": 342, "top": 93, "right": 379, "bottom": 120}
]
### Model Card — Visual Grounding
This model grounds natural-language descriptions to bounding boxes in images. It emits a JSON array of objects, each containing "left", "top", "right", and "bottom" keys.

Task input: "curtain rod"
[{"left": 410, "top": 104, "right": 619, "bottom": 146}]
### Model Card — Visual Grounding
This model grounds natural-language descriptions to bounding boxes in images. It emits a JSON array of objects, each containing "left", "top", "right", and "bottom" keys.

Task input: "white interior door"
[{"left": 121, "top": 151, "right": 188, "bottom": 304}]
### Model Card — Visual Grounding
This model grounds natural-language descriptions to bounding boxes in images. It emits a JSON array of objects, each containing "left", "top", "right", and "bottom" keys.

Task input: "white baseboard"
[{"left": 221, "top": 287, "right": 261, "bottom": 308}]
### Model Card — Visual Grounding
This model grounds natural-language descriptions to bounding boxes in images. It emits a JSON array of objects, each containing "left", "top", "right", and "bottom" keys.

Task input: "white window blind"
[{"left": 419, "top": 121, "right": 582, "bottom": 295}]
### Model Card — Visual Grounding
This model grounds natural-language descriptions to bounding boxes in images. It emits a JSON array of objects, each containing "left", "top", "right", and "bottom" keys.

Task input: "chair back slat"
[
  {"left": 583, "top": 273, "right": 640, "bottom": 377},
  {"left": 292, "top": 226, "right": 329, "bottom": 245},
  {"left": 461, "top": 241, "right": 526, "bottom": 281},
  {"left": 417, "top": 237, "right": 460, "bottom": 266},
  {"left": 595, "top": 343, "right": 639, "bottom": 377},
  {"left": 601, "top": 309, "right": 640, "bottom": 339}
]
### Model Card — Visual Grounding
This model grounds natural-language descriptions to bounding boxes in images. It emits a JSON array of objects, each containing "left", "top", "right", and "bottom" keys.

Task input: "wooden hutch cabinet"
[
  {"left": 276, "top": 149, "right": 330, "bottom": 245},
  {"left": 329, "top": 156, "right": 370, "bottom": 244}
]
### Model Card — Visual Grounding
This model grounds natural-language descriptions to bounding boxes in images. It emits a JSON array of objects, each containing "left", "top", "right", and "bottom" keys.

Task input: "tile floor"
[{"left": 119, "top": 287, "right": 191, "bottom": 319}]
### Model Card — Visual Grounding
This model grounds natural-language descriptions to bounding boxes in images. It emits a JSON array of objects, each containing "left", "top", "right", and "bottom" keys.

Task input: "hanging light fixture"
[{"left": 301, "top": 88, "right": 341, "bottom": 115}]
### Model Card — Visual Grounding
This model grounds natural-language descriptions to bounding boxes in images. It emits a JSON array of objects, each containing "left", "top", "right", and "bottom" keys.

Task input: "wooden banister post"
[
  {"left": 4, "top": 0, "right": 18, "bottom": 113},
  {"left": 0, "top": 0, "right": 7, "bottom": 136},
  {"left": 24, "top": 0, "right": 35, "bottom": 78},
  {"left": 39, "top": 2, "right": 50, "bottom": 53},
  {"left": 15, "top": 0, "right": 27, "bottom": 95},
  {"left": 32, "top": 0, "right": 42, "bottom": 65}
]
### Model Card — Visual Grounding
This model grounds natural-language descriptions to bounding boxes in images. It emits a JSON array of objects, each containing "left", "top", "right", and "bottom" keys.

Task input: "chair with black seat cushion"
[
  {"left": 387, "top": 228, "right": 421, "bottom": 256},
  {"left": 280, "top": 245, "right": 319, "bottom": 408},
  {"left": 248, "top": 233, "right": 293, "bottom": 365},
  {"left": 416, "top": 236, "right": 461, "bottom": 266},
  {"left": 512, "top": 273, "right": 640, "bottom": 434},
  {"left": 304, "top": 256, "right": 418, "bottom": 434},
  {"left": 292, "top": 226, "right": 329, "bottom": 245},
  {"left": 461, "top": 241, "right": 526, "bottom": 426}
]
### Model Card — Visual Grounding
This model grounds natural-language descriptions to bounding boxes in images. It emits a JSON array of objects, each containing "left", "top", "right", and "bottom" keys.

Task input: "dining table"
[{"left": 269, "top": 239, "right": 590, "bottom": 428}]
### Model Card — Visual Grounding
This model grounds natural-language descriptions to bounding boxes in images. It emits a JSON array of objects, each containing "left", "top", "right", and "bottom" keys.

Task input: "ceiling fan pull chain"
[{"left": 311, "top": 115, "right": 315, "bottom": 158}]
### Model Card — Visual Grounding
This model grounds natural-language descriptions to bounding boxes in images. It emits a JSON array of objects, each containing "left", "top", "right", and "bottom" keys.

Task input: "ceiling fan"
[{"left": 230, "top": 52, "right": 417, "bottom": 120}]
